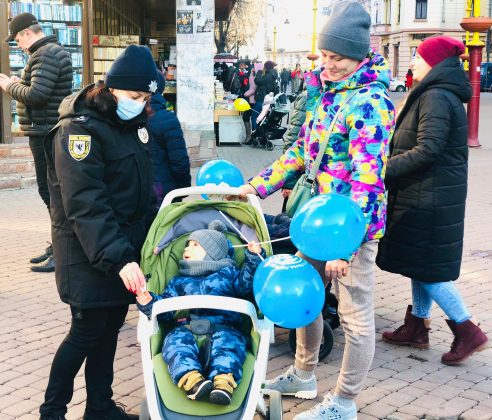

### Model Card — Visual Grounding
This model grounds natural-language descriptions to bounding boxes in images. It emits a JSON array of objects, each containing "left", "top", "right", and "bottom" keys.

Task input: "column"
[{"left": 176, "top": 0, "right": 215, "bottom": 131}]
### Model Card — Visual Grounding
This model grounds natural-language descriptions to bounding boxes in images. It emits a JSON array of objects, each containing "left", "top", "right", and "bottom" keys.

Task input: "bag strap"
[{"left": 307, "top": 89, "right": 360, "bottom": 182}]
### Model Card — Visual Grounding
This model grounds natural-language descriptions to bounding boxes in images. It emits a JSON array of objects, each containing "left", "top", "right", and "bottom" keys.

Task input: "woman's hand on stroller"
[
  {"left": 119, "top": 262, "right": 147, "bottom": 294},
  {"left": 325, "top": 259, "right": 349, "bottom": 281},
  {"left": 226, "top": 183, "right": 258, "bottom": 201},
  {"left": 136, "top": 290, "right": 153, "bottom": 305}
]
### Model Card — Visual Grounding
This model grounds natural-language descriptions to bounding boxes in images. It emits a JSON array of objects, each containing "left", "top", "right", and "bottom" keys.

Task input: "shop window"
[
  {"left": 415, "top": 0, "right": 427, "bottom": 20},
  {"left": 7, "top": 0, "right": 83, "bottom": 133}
]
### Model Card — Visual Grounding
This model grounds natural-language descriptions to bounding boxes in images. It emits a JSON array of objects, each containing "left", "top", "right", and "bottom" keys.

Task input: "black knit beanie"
[{"left": 105, "top": 45, "right": 158, "bottom": 93}]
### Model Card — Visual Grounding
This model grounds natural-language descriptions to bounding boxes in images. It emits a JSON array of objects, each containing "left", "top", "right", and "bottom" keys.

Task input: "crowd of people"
[{"left": 1, "top": 1, "right": 489, "bottom": 419}]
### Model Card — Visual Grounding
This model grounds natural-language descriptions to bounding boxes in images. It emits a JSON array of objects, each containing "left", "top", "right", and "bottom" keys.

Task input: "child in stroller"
[
  {"left": 249, "top": 92, "right": 291, "bottom": 150},
  {"left": 136, "top": 220, "right": 265, "bottom": 406},
  {"left": 264, "top": 212, "right": 340, "bottom": 361}
]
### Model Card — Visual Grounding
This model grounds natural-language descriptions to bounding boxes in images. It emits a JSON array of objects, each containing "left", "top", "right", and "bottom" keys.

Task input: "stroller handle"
[{"left": 160, "top": 186, "right": 258, "bottom": 209}]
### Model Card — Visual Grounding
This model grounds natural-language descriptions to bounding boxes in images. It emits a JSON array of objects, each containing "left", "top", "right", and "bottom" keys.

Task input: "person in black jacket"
[
  {"left": 252, "top": 60, "right": 278, "bottom": 130},
  {"left": 148, "top": 71, "right": 191, "bottom": 209},
  {"left": 377, "top": 36, "right": 488, "bottom": 365},
  {"left": 0, "top": 13, "right": 73, "bottom": 272},
  {"left": 39, "top": 45, "right": 158, "bottom": 420}
]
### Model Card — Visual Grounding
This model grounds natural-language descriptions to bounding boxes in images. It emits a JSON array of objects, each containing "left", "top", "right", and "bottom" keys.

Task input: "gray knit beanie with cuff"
[
  {"left": 189, "top": 220, "right": 229, "bottom": 261},
  {"left": 318, "top": 1, "right": 371, "bottom": 61}
]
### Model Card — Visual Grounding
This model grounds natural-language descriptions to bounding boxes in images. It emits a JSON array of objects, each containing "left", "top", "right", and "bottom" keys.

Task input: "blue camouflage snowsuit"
[{"left": 137, "top": 249, "right": 265, "bottom": 385}]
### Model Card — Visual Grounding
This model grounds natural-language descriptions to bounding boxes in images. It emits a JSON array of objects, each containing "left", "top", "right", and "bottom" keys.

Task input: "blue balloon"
[
  {"left": 196, "top": 159, "right": 244, "bottom": 188},
  {"left": 290, "top": 194, "right": 366, "bottom": 261},
  {"left": 253, "top": 254, "right": 325, "bottom": 329}
]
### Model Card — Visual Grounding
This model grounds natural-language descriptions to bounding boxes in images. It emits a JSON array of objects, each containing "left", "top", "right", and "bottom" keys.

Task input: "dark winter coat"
[
  {"left": 44, "top": 86, "right": 153, "bottom": 308},
  {"left": 254, "top": 69, "right": 278, "bottom": 102},
  {"left": 280, "top": 69, "right": 291, "bottom": 83},
  {"left": 148, "top": 92, "right": 191, "bottom": 206},
  {"left": 376, "top": 57, "right": 472, "bottom": 282},
  {"left": 7, "top": 35, "right": 73, "bottom": 136}
]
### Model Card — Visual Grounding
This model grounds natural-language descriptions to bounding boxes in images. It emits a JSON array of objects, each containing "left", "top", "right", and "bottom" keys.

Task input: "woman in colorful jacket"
[{"left": 238, "top": 3, "right": 395, "bottom": 419}]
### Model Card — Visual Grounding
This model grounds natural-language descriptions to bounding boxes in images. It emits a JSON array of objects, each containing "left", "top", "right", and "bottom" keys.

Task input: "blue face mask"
[{"left": 116, "top": 96, "right": 146, "bottom": 120}]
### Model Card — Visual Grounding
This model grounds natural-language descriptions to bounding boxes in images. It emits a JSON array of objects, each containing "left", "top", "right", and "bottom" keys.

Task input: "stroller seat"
[{"left": 138, "top": 187, "right": 281, "bottom": 420}]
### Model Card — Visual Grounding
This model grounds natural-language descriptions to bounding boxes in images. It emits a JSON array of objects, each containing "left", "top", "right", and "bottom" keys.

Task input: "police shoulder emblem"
[
  {"left": 68, "top": 134, "right": 91, "bottom": 161},
  {"left": 137, "top": 127, "right": 149, "bottom": 144}
]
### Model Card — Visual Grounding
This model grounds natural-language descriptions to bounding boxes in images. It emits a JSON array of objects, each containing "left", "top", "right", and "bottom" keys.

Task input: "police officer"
[{"left": 40, "top": 45, "right": 157, "bottom": 420}]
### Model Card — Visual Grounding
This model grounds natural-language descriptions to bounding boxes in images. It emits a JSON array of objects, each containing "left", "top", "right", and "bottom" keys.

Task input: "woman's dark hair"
[
  {"left": 407, "top": 68, "right": 413, "bottom": 76},
  {"left": 85, "top": 81, "right": 154, "bottom": 119}
]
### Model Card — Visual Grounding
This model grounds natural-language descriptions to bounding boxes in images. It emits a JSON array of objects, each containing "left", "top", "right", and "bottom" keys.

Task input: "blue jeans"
[
  {"left": 251, "top": 101, "right": 263, "bottom": 130},
  {"left": 411, "top": 279, "right": 471, "bottom": 324}
]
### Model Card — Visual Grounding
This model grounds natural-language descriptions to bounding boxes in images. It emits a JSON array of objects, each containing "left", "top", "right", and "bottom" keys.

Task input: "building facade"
[{"left": 371, "top": 0, "right": 491, "bottom": 79}]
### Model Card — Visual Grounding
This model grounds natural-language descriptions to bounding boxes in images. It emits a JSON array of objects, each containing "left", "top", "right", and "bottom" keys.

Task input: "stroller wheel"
[
  {"left": 139, "top": 399, "right": 150, "bottom": 420},
  {"left": 252, "top": 139, "right": 260, "bottom": 148},
  {"left": 266, "top": 141, "right": 275, "bottom": 151},
  {"left": 288, "top": 320, "right": 334, "bottom": 361}
]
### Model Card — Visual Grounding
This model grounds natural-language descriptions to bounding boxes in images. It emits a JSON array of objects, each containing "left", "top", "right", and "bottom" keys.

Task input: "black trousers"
[
  {"left": 39, "top": 305, "right": 129, "bottom": 417},
  {"left": 29, "top": 135, "right": 50, "bottom": 210}
]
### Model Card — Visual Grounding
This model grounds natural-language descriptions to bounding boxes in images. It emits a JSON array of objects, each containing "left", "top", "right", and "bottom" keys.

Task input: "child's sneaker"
[
  {"left": 178, "top": 370, "right": 213, "bottom": 400},
  {"left": 209, "top": 373, "right": 237, "bottom": 405},
  {"left": 263, "top": 365, "right": 317, "bottom": 399}
]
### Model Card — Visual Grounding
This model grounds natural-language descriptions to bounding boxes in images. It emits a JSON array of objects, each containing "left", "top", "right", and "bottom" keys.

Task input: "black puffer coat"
[
  {"left": 376, "top": 57, "right": 472, "bottom": 283},
  {"left": 44, "top": 86, "right": 153, "bottom": 308},
  {"left": 254, "top": 69, "right": 278, "bottom": 102},
  {"left": 7, "top": 35, "right": 73, "bottom": 136}
]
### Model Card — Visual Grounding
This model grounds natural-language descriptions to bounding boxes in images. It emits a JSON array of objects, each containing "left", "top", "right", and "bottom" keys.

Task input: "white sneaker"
[
  {"left": 293, "top": 393, "right": 357, "bottom": 420},
  {"left": 263, "top": 365, "right": 317, "bottom": 399}
]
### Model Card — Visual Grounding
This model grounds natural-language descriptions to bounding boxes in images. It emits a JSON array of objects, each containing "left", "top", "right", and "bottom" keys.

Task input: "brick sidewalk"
[{"left": 0, "top": 146, "right": 490, "bottom": 420}]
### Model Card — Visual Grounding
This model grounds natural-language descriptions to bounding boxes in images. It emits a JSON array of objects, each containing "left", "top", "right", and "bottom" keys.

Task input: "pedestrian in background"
[
  {"left": 377, "top": 36, "right": 489, "bottom": 365},
  {"left": 291, "top": 63, "right": 303, "bottom": 94},
  {"left": 0, "top": 12, "right": 73, "bottom": 273},
  {"left": 405, "top": 68, "right": 413, "bottom": 91},
  {"left": 252, "top": 60, "right": 278, "bottom": 131},
  {"left": 237, "top": 2, "right": 395, "bottom": 418},
  {"left": 148, "top": 71, "right": 191, "bottom": 209},
  {"left": 39, "top": 45, "right": 157, "bottom": 420},
  {"left": 243, "top": 62, "right": 263, "bottom": 143},
  {"left": 280, "top": 67, "right": 291, "bottom": 93}
]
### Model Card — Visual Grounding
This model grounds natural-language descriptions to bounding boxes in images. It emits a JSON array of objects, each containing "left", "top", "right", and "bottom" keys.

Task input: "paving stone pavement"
[{"left": 1, "top": 144, "right": 491, "bottom": 419}]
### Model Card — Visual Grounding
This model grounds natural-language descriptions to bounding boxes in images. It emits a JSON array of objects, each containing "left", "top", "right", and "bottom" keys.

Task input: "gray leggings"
[{"left": 295, "top": 240, "right": 378, "bottom": 399}]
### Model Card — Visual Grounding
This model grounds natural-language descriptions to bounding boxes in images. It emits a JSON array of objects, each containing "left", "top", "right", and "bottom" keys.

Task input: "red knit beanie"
[{"left": 417, "top": 36, "right": 465, "bottom": 67}]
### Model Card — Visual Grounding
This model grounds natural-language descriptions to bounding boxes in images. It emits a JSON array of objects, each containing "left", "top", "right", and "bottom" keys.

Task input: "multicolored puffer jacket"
[{"left": 250, "top": 51, "right": 395, "bottom": 259}]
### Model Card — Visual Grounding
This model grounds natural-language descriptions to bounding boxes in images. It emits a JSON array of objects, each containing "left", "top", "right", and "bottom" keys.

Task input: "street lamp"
[
  {"left": 307, "top": 0, "right": 319, "bottom": 70},
  {"left": 460, "top": 0, "right": 492, "bottom": 148}
]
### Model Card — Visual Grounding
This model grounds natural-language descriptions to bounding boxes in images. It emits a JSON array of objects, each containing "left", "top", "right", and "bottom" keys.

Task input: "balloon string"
[
  {"left": 231, "top": 236, "right": 291, "bottom": 247},
  {"left": 219, "top": 210, "right": 265, "bottom": 261}
]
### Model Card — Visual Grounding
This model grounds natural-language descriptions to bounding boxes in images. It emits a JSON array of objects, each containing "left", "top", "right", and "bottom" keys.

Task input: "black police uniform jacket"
[
  {"left": 376, "top": 57, "right": 472, "bottom": 283},
  {"left": 45, "top": 86, "right": 153, "bottom": 308}
]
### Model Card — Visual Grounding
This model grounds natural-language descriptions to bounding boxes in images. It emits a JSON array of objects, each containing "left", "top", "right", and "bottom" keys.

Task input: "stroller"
[
  {"left": 250, "top": 93, "right": 291, "bottom": 151},
  {"left": 264, "top": 213, "right": 340, "bottom": 361},
  {"left": 137, "top": 185, "right": 283, "bottom": 420}
]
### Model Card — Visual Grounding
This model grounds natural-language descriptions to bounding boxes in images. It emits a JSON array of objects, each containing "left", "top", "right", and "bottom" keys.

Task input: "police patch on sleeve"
[{"left": 68, "top": 135, "right": 91, "bottom": 161}]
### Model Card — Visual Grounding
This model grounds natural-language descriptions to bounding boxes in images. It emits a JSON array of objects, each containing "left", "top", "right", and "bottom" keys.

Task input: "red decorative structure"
[{"left": 460, "top": 15, "right": 492, "bottom": 148}]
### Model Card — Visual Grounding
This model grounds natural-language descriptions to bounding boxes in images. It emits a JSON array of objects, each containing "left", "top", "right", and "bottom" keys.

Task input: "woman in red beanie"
[{"left": 377, "top": 36, "right": 489, "bottom": 364}]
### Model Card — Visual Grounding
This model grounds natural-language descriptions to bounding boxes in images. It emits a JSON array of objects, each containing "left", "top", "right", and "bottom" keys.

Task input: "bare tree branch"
[{"left": 215, "top": 0, "right": 263, "bottom": 54}]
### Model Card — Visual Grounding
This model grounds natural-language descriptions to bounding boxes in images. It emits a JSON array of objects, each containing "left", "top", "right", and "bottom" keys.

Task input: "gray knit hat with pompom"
[{"left": 188, "top": 220, "right": 229, "bottom": 261}]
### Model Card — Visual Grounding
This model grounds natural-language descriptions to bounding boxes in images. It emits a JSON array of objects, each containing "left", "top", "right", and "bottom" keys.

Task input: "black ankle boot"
[
  {"left": 30, "top": 243, "right": 53, "bottom": 264},
  {"left": 31, "top": 255, "right": 55, "bottom": 273}
]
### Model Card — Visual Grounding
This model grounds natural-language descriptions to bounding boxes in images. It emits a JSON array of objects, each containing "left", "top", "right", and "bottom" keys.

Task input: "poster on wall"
[
  {"left": 177, "top": 10, "right": 193, "bottom": 34},
  {"left": 196, "top": 11, "right": 213, "bottom": 33}
]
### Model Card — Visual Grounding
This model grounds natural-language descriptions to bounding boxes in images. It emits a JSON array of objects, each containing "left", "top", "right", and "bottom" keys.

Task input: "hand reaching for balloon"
[
  {"left": 247, "top": 241, "right": 262, "bottom": 255},
  {"left": 119, "top": 262, "right": 146, "bottom": 294},
  {"left": 325, "top": 259, "right": 349, "bottom": 281}
]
